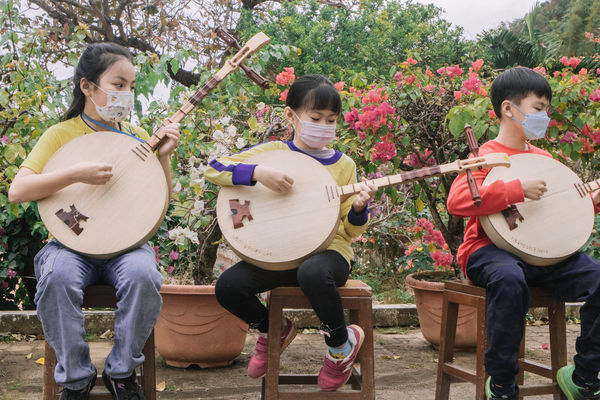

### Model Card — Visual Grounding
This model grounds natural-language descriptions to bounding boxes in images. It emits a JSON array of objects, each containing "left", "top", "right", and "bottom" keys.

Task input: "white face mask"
[
  {"left": 89, "top": 82, "right": 134, "bottom": 123},
  {"left": 510, "top": 102, "right": 550, "bottom": 140},
  {"left": 292, "top": 110, "right": 337, "bottom": 149}
]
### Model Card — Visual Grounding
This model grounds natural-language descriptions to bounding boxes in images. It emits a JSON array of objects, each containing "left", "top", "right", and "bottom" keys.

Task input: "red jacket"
[{"left": 447, "top": 140, "right": 600, "bottom": 273}]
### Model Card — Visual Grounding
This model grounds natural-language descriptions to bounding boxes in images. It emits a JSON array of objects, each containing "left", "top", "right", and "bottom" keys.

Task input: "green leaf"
[{"left": 247, "top": 115, "right": 258, "bottom": 131}]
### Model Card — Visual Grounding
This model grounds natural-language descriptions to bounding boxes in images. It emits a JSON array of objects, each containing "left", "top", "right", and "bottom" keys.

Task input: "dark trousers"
[
  {"left": 467, "top": 244, "right": 600, "bottom": 386},
  {"left": 214, "top": 250, "right": 350, "bottom": 347}
]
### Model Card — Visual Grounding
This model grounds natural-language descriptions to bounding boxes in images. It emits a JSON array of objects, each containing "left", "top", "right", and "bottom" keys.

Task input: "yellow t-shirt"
[{"left": 21, "top": 116, "right": 149, "bottom": 173}]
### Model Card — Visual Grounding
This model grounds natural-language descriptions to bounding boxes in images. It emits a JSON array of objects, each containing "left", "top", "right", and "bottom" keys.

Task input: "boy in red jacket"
[{"left": 447, "top": 66, "right": 600, "bottom": 400}]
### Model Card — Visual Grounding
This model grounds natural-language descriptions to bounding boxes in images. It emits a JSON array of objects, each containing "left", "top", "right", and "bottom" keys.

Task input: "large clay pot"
[
  {"left": 405, "top": 270, "right": 477, "bottom": 351},
  {"left": 155, "top": 284, "right": 248, "bottom": 368}
]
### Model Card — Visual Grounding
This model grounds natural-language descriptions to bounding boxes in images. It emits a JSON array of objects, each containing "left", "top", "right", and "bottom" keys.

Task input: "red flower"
[
  {"left": 472, "top": 59, "right": 484, "bottom": 71},
  {"left": 334, "top": 81, "right": 345, "bottom": 91},
  {"left": 370, "top": 140, "right": 397, "bottom": 163},
  {"left": 445, "top": 65, "right": 464, "bottom": 78},
  {"left": 548, "top": 119, "right": 558, "bottom": 127},
  {"left": 488, "top": 110, "right": 496, "bottom": 119},
  {"left": 279, "top": 89, "right": 289, "bottom": 102},
  {"left": 559, "top": 131, "right": 577, "bottom": 144},
  {"left": 453, "top": 91, "right": 462, "bottom": 101},
  {"left": 404, "top": 75, "right": 416, "bottom": 85},
  {"left": 275, "top": 67, "right": 295, "bottom": 86},
  {"left": 403, "top": 56, "right": 418, "bottom": 65}
]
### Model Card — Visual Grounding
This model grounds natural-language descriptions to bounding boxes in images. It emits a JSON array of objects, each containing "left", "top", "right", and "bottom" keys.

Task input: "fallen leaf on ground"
[
  {"left": 156, "top": 381, "right": 166, "bottom": 392},
  {"left": 36, "top": 357, "right": 45, "bottom": 365}
]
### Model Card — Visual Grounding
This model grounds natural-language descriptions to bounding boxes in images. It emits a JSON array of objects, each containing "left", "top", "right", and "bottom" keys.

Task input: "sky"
[{"left": 414, "top": 0, "right": 542, "bottom": 39}]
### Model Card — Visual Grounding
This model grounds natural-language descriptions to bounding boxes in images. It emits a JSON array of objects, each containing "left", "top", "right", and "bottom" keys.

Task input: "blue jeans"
[
  {"left": 467, "top": 244, "right": 600, "bottom": 387},
  {"left": 34, "top": 240, "right": 163, "bottom": 390}
]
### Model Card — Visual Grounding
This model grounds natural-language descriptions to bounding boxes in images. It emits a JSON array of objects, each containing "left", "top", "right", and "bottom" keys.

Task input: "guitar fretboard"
[
  {"left": 146, "top": 76, "right": 222, "bottom": 150},
  {"left": 327, "top": 165, "right": 443, "bottom": 201},
  {"left": 574, "top": 179, "right": 600, "bottom": 198}
]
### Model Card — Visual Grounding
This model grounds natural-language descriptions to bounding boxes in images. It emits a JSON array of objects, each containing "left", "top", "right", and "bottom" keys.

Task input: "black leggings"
[{"left": 215, "top": 250, "right": 350, "bottom": 347}]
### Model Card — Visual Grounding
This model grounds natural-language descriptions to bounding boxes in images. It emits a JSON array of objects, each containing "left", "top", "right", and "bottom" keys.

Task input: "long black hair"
[
  {"left": 285, "top": 74, "right": 341, "bottom": 114},
  {"left": 63, "top": 42, "right": 133, "bottom": 121}
]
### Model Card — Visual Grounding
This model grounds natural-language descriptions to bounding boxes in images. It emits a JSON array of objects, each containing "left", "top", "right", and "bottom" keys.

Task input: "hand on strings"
[
  {"left": 521, "top": 179, "right": 547, "bottom": 200},
  {"left": 352, "top": 178, "right": 377, "bottom": 213},
  {"left": 156, "top": 120, "right": 181, "bottom": 157},
  {"left": 253, "top": 165, "right": 294, "bottom": 193},
  {"left": 71, "top": 162, "right": 113, "bottom": 185}
]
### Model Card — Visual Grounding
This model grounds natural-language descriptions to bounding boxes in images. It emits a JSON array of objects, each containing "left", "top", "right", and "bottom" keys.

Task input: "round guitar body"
[
  {"left": 480, "top": 153, "right": 594, "bottom": 266},
  {"left": 37, "top": 132, "right": 169, "bottom": 259},
  {"left": 216, "top": 150, "right": 341, "bottom": 271}
]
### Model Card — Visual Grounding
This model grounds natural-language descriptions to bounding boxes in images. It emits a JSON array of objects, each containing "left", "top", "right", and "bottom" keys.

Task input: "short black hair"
[
  {"left": 285, "top": 74, "right": 341, "bottom": 115},
  {"left": 490, "top": 67, "right": 552, "bottom": 119}
]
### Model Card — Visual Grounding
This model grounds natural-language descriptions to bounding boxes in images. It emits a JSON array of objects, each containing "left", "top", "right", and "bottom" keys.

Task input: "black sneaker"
[
  {"left": 59, "top": 366, "right": 96, "bottom": 399},
  {"left": 102, "top": 369, "right": 146, "bottom": 400}
]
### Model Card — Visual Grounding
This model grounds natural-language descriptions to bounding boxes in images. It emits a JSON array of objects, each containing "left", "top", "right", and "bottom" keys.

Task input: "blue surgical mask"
[{"left": 510, "top": 102, "right": 550, "bottom": 140}]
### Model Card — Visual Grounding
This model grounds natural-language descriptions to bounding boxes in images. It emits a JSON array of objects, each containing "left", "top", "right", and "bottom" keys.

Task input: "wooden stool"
[
  {"left": 261, "top": 279, "right": 375, "bottom": 399},
  {"left": 43, "top": 285, "right": 156, "bottom": 400},
  {"left": 435, "top": 281, "right": 567, "bottom": 400}
]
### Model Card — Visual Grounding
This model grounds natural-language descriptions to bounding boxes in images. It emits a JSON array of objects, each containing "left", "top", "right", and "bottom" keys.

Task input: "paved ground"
[{"left": 0, "top": 324, "right": 581, "bottom": 399}]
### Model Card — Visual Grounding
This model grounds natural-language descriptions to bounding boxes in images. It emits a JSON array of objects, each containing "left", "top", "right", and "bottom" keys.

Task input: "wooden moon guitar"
[
  {"left": 480, "top": 153, "right": 600, "bottom": 266},
  {"left": 216, "top": 150, "right": 510, "bottom": 271},
  {"left": 37, "top": 32, "right": 271, "bottom": 259}
]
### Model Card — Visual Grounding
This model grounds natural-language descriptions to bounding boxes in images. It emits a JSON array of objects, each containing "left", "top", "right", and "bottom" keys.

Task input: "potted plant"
[{"left": 399, "top": 215, "right": 477, "bottom": 350}]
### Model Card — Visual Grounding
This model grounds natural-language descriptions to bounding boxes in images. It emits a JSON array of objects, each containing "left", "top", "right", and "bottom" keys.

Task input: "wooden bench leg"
[
  {"left": 141, "top": 329, "right": 156, "bottom": 400},
  {"left": 549, "top": 300, "right": 567, "bottom": 400},
  {"left": 435, "top": 291, "right": 458, "bottom": 400},
  {"left": 475, "top": 296, "right": 487, "bottom": 400},
  {"left": 357, "top": 298, "right": 375, "bottom": 399},
  {"left": 264, "top": 295, "right": 284, "bottom": 400},
  {"left": 44, "top": 341, "right": 58, "bottom": 400}
]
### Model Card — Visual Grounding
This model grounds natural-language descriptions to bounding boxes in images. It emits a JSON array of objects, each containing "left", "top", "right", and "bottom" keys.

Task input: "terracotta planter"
[
  {"left": 405, "top": 270, "right": 477, "bottom": 351},
  {"left": 155, "top": 284, "right": 248, "bottom": 368}
]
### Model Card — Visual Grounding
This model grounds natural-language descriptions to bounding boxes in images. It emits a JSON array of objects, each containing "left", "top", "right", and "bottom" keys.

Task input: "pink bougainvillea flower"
[
  {"left": 0, "top": 136, "right": 8, "bottom": 144},
  {"left": 167, "top": 266, "right": 175, "bottom": 274},
  {"left": 568, "top": 57, "right": 581, "bottom": 68},
  {"left": 560, "top": 131, "right": 577, "bottom": 144},
  {"left": 542, "top": 343, "right": 549, "bottom": 350},
  {"left": 472, "top": 59, "right": 484, "bottom": 71},
  {"left": 488, "top": 110, "right": 496, "bottom": 119},
  {"left": 404, "top": 75, "right": 416, "bottom": 85},
  {"left": 453, "top": 91, "right": 462, "bottom": 101},
  {"left": 7, "top": 268, "right": 17, "bottom": 278},
  {"left": 169, "top": 250, "right": 179, "bottom": 260},
  {"left": 334, "top": 81, "right": 345, "bottom": 91},
  {"left": 370, "top": 140, "right": 397, "bottom": 163},
  {"left": 279, "top": 89, "right": 288, "bottom": 102},
  {"left": 560, "top": 56, "right": 570, "bottom": 67},
  {"left": 436, "top": 67, "right": 446, "bottom": 75},
  {"left": 425, "top": 69, "right": 433, "bottom": 78},
  {"left": 424, "top": 84, "right": 434, "bottom": 92},
  {"left": 548, "top": 119, "right": 558, "bottom": 127},
  {"left": 533, "top": 66, "right": 546, "bottom": 76},
  {"left": 275, "top": 67, "right": 295, "bottom": 86},
  {"left": 570, "top": 75, "right": 580, "bottom": 84},
  {"left": 393, "top": 71, "right": 403, "bottom": 81},
  {"left": 403, "top": 56, "right": 418, "bottom": 65},
  {"left": 579, "top": 68, "right": 587, "bottom": 75},
  {"left": 445, "top": 65, "right": 464, "bottom": 78},
  {"left": 589, "top": 89, "right": 600, "bottom": 103}
]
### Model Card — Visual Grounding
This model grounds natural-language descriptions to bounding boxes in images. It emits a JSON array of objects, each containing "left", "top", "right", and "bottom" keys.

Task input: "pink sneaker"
[
  {"left": 247, "top": 317, "right": 297, "bottom": 378},
  {"left": 317, "top": 324, "right": 365, "bottom": 391}
]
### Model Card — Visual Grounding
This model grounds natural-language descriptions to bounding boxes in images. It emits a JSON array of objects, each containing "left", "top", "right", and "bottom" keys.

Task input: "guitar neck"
[
  {"left": 144, "top": 31, "right": 270, "bottom": 150},
  {"left": 576, "top": 178, "right": 600, "bottom": 197},
  {"left": 333, "top": 157, "right": 497, "bottom": 201},
  {"left": 145, "top": 73, "right": 226, "bottom": 150}
]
